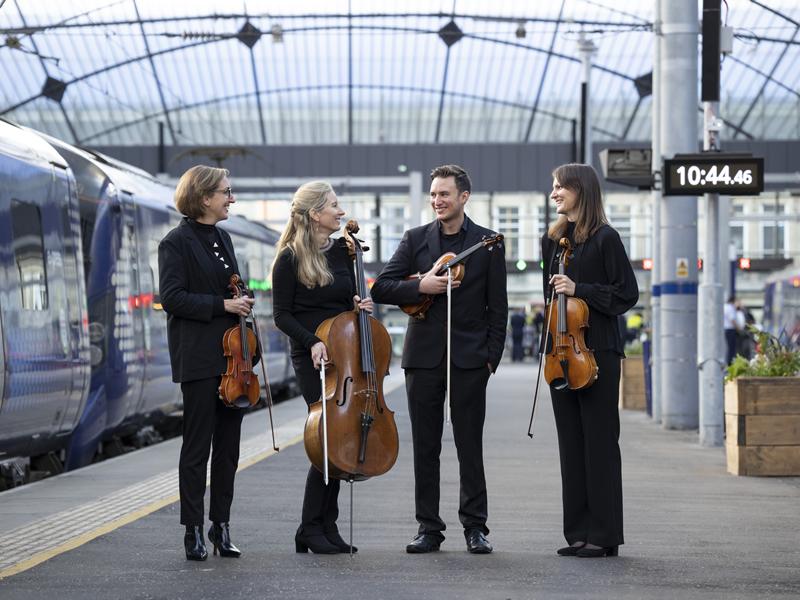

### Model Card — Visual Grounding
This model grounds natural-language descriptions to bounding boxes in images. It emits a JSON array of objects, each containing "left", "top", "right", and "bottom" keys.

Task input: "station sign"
[{"left": 662, "top": 153, "right": 764, "bottom": 196}]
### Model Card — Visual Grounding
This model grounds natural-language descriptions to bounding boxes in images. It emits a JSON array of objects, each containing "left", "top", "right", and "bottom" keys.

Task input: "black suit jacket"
[
  {"left": 158, "top": 218, "right": 241, "bottom": 383},
  {"left": 371, "top": 216, "right": 508, "bottom": 370}
]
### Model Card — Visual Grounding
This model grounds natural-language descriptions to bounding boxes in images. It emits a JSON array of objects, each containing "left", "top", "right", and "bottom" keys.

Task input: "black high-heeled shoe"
[
  {"left": 556, "top": 542, "right": 586, "bottom": 556},
  {"left": 184, "top": 525, "right": 208, "bottom": 561},
  {"left": 576, "top": 545, "right": 619, "bottom": 558},
  {"left": 208, "top": 522, "right": 242, "bottom": 558},
  {"left": 295, "top": 526, "right": 339, "bottom": 554},
  {"left": 325, "top": 530, "right": 358, "bottom": 553}
]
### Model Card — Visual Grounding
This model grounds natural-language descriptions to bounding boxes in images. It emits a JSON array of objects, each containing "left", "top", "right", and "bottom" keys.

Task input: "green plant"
[{"left": 725, "top": 327, "right": 800, "bottom": 382}]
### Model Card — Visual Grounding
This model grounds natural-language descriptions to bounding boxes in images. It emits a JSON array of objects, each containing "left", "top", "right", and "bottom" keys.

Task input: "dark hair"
[
  {"left": 547, "top": 163, "right": 608, "bottom": 244},
  {"left": 430, "top": 164, "right": 471, "bottom": 195}
]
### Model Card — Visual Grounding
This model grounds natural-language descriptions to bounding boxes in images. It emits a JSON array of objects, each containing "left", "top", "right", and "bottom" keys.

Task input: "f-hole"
[{"left": 338, "top": 376, "right": 353, "bottom": 406}]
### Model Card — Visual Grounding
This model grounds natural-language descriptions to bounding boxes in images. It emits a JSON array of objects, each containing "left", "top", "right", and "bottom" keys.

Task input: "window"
[
  {"left": 11, "top": 200, "right": 48, "bottom": 310},
  {"left": 606, "top": 205, "right": 631, "bottom": 255},
  {"left": 495, "top": 206, "right": 519, "bottom": 259},
  {"left": 761, "top": 201, "right": 785, "bottom": 256}
]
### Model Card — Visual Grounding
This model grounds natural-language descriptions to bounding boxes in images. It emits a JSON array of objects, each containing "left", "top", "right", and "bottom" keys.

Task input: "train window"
[{"left": 11, "top": 199, "right": 49, "bottom": 310}]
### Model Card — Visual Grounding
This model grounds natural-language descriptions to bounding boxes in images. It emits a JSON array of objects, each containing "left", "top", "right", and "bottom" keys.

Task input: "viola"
[
  {"left": 219, "top": 274, "right": 261, "bottom": 408},
  {"left": 543, "top": 238, "right": 598, "bottom": 390},
  {"left": 303, "top": 220, "right": 399, "bottom": 480},
  {"left": 400, "top": 234, "right": 504, "bottom": 319}
]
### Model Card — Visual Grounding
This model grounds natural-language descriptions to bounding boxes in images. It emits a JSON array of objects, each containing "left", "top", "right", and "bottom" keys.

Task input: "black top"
[
  {"left": 187, "top": 219, "right": 234, "bottom": 291},
  {"left": 541, "top": 223, "right": 639, "bottom": 356},
  {"left": 272, "top": 238, "right": 356, "bottom": 356}
]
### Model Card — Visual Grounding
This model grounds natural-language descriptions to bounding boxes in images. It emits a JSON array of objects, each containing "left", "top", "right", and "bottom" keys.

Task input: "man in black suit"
[{"left": 371, "top": 164, "right": 507, "bottom": 554}]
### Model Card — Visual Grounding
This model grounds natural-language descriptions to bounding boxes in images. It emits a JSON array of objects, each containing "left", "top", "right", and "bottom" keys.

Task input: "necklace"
[{"left": 319, "top": 238, "right": 333, "bottom": 251}]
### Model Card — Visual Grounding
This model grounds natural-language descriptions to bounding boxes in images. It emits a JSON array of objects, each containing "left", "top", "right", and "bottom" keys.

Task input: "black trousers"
[
  {"left": 550, "top": 350, "right": 624, "bottom": 548},
  {"left": 405, "top": 360, "right": 491, "bottom": 540},
  {"left": 292, "top": 353, "right": 341, "bottom": 535},
  {"left": 179, "top": 376, "right": 244, "bottom": 526}
]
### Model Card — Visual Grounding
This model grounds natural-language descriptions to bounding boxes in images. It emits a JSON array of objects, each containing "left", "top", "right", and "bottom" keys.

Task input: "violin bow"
[
  {"left": 445, "top": 266, "right": 453, "bottom": 425},
  {"left": 527, "top": 285, "right": 557, "bottom": 438},
  {"left": 319, "top": 360, "right": 329, "bottom": 486},
  {"left": 250, "top": 306, "right": 279, "bottom": 452}
]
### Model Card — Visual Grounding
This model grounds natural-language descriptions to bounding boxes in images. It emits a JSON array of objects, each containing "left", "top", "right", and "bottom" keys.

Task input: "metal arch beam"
[
  {"left": 132, "top": 0, "right": 177, "bottom": 144},
  {"left": 79, "top": 83, "right": 583, "bottom": 144},
  {"left": 522, "top": 0, "right": 566, "bottom": 142},
  {"left": 726, "top": 55, "right": 800, "bottom": 99},
  {"left": 2, "top": 24, "right": 642, "bottom": 117},
  {"left": 733, "top": 2, "right": 800, "bottom": 139},
  {"left": 620, "top": 96, "right": 643, "bottom": 140},
  {"left": 248, "top": 47, "right": 267, "bottom": 144},
  {"left": 11, "top": 0, "right": 79, "bottom": 144}
]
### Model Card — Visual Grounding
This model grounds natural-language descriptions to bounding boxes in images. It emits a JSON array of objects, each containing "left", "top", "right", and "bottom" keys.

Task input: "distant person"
[
  {"left": 510, "top": 310, "right": 526, "bottom": 362},
  {"left": 159, "top": 166, "right": 253, "bottom": 561},
  {"left": 541, "top": 163, "right": 638, "bottom": 558},
  {"left": 737, "top": 301, "right": 755, "bottom": 360},
  {"left": 532, "top": 305, "right": 545, "bottom": 358},
  {"left": 724, "top": 296, "right": 741, "bottom": 365},
  {"left": 372, "top": 164, "right": 508, "bottom": 555}
]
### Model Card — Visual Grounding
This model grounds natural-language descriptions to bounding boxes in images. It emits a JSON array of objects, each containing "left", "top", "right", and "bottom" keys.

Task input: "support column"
[
  {"left": 578, "top": 32, "right": 597, "bottom": 165},
  {"left": 660, "top": 0, "right": 699, "bottom": 430},
  {"left": 650, "top": 0, "right": 663, "bottom": 423}
]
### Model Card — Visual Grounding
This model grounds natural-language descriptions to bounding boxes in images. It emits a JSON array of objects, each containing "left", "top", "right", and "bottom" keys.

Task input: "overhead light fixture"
[
  {"left": 236, "top": 21, "right": 262, "bottom": 48},
  {"left": 42, "top": 76, "right": 67, "bottom": 103},
  {"left": 515, "top": 22, "right": 526, "bottom": 39},
  {"left": 438, "top": 20, "right": 463, "bottom": 47},
  {"left": 271, "top": 24, "right": 283, "bottom": 43}
]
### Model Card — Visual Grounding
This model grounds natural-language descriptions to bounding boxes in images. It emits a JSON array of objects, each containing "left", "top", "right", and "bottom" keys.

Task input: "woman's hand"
[
  {"left": 224, "top": 295, "right": 255, "bottom": 316},
  {"left": 311, "top": 341, "right": 328, "bottom": 370},
  {"left": 549, "top": 274, "right": 576, "bottom": 296},
  {"left": 354, "top": 295, "right": 374, "bottom": 314}
]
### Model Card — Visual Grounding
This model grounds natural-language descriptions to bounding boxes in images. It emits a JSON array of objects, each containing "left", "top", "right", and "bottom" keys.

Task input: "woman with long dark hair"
[{"left": 542, "top": 163, "right": 638, "bottom": 558}]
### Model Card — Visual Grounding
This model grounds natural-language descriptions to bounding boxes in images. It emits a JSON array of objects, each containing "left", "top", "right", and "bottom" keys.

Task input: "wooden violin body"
[
  {"left": 303, "top": 219, "right": 399, "bottom": 481},
  {"left": 544, "top": 238, "right": 598, "bottom": 391},
  {"left": 304, "top": 311, "right": 398, "bottom": 480},
  {"left": 219, "top": 275, "right": 261, "bottom": 408}
]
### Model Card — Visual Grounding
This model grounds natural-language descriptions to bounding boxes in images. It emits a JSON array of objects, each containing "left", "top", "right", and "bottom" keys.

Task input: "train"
[
  {"left": 0, "top": 119, "right": 292, "bottom": 487},
  {"left": 762, "top": 271, "right": 800, "bottom": 348}
]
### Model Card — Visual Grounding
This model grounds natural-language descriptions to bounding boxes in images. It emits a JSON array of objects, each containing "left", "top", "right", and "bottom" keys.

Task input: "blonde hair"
[
  {"left": 272, "top": 181, "right": 335, "bottom": 289},
  {"left": 174, "top": 165, "right": 229, "bottom": 219},
  {"left": 547, "top": 163, "right": 608, "bottom": 244}
]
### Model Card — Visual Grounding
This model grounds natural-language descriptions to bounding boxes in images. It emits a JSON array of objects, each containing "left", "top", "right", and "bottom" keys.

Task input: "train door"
[
  {"left": 55, "top": 174, "right": 90, "bottom": 433},
  {"left": 119, "top": 192, "right": 146, "bottom": 423}
]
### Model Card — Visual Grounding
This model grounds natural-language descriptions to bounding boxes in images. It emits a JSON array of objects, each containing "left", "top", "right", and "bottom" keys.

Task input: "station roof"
[{"left": 1, "top": 0, "right": 798, "bottom": 147}]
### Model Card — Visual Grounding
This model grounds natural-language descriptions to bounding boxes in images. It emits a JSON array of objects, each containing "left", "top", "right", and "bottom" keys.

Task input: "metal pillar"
[
  {"left": 659, "top": 0, "right": 699, "bottom": 430},
  {"left": 650, "top": 0, "right": 663, "bottom": 423},
  {"left": 409, "top": 170, "right": 424, "bottom": 227},
  {"left": 698, "top": 0, "right": 725, "bottom": 446},
  {"left": 578, "top": 32, "right": 597, "bottom": 165}
]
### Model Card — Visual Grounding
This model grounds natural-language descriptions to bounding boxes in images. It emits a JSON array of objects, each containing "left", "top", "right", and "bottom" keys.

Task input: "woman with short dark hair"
[{"left": 159, "top": 165, "right": 254, "bottom": 561}]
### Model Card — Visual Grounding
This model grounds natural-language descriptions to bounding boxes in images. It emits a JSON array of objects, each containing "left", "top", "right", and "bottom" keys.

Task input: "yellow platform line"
[{"left": 0, "top": 433, "right": 304, "bottom": 580}]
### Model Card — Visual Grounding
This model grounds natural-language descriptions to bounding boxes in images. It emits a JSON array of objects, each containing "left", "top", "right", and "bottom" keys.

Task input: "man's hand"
[{"left": 418, "top": 266, "right": 461, "bottom": 295}]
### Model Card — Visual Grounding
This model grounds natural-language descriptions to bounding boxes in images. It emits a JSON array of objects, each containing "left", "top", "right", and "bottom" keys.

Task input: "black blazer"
[
  {"left": 371, "top": 216, "right": 508, "bottom": 371},
  {"left": 158, "top": 218, "right": 241, "bottom": 383}
]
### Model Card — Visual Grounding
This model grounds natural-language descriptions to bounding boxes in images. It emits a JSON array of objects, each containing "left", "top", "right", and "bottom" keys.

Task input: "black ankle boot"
[
  {"left": 325, "top": 530, "right": 358, "bottom": 553},
  {"left": 184, "top": 525, "right": 208, "bottom": 561},
  {"left": 208, "top": 522, "right": 242, "bottom": 558},
  {"left": 295, "top": 526, "right": 339, "bottom": 554}
]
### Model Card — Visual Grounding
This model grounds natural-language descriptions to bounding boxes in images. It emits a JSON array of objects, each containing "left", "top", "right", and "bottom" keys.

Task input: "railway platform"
[{"left": 1, "top": 361, "right": 798, "bottom": 599}]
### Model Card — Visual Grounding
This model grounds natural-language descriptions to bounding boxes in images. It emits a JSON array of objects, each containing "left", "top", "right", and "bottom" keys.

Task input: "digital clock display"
[{"left": 662, "top": 155, "right": 764, "bottom": 196}]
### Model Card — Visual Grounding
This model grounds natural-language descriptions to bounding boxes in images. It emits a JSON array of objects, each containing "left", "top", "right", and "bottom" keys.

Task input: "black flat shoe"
[
  {"left": 184, "top": 525, "right": 208, "bottom": 561},
  {"left": 557, "top": 542, "right": 586, "bottom": 556},
  {"left": 295, "top": 527, "right": 339, "bottom": 554},
  {"left": 464, "top": 529, "right": 493, "bottom": 554},
  {"left": 577, "top": 545, "right": 619, "bottom": 558},
  {"left": 325, "top": 530, "right": 358, "bottom": 553},
  {"left": 208, "top": 522, "right": 241, "bottom": 558},
  {"left": 406, "top": 534, "right": 442, "bottom": 554}
]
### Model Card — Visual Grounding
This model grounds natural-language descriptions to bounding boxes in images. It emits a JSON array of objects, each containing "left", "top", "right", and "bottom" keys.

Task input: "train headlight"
[
  {"left": 90, "top": 345, "right": 104, "bottom": 367},
  {"left": 88, "top": 322, "right": 105, "bottom": 343}
]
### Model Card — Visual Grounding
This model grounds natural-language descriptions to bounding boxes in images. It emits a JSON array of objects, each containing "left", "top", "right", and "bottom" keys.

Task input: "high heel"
[
  {"left": 184, "top": 525, "right": 208, "bottom": 561},
  {"left": 556, "top": 542, "right": 586, "bottom": 556},
  {"left": 295, "top": 526, "right": 339, "bottom": 554},
  {"left": 208, "top": 522, "right": 242, "bottom": 558},
  {"left": 576, "top": 545, "right": 619, "bottom": 558},
  {"left": 325, "top": 530, "right": 358, "bottom": 554}
]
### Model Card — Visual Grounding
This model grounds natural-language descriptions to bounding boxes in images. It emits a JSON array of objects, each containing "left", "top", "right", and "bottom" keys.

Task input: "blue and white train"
[
  {"left": 0, "top": 120, "right": 291, "bottom": 485},
  {"left": 762, "top": 271, "right": 800, "bottom": 348}
]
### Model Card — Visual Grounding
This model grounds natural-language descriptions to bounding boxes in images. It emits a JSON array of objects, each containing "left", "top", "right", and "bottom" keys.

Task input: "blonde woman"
[{"left": 271, "top": 181, "right": 373, "bottom": 554}]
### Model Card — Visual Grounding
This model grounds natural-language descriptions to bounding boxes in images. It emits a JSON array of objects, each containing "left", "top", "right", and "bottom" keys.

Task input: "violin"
[
  {"left": 400, "top": 234, "right": 504, "bottom": 319},
  {"left": 303, "top": 220, "right": 399, "bottom": 481},
  {"left": 543, "top": 238, "right": 598, "bottom": 390},
  {"left": 219, "top": 274, "right": 261, "bottom": 408}
]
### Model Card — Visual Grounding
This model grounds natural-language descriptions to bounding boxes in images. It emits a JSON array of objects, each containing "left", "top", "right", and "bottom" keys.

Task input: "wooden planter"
[
  {"left": 725, "top": 377, "right": 800, "bottom": 476},
  {"left": 619, "top": 355, "right": 646, "bottom": 411}
]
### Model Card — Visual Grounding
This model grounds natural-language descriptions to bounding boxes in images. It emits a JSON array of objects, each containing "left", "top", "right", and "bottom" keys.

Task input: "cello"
[
  {"left": 527, "top": 237, "right": 598, "bottom": 437},
  {"left": 303, "top": 220, "right": 399, "bottom": 482}
]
